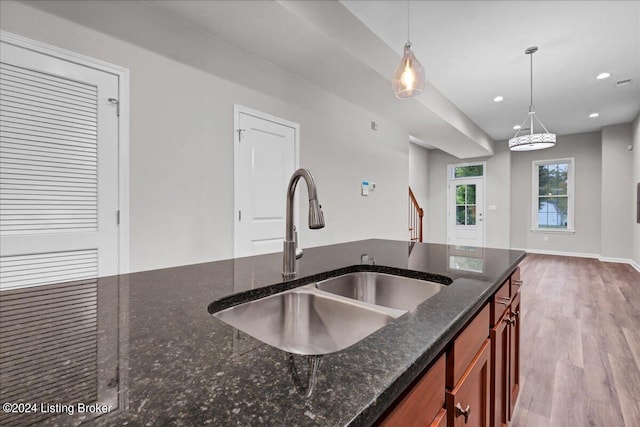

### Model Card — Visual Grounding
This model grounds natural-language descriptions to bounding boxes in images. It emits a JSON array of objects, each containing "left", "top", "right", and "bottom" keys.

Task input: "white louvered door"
[{"left": 0, "top": 41, "right": 119, "bottom": 290}]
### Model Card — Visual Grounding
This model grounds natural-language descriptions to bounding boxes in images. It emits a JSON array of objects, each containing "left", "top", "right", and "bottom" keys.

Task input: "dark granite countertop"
[{"left": 0, "top": 239, "right": 524, "bottom": 426}]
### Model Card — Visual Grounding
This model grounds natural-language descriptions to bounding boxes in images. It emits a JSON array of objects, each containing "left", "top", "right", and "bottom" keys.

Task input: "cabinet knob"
[
  {"left": 506, "top": 316, "right": 517, "bottom": 326},
  {"left": 455, "top": 403, "right": 471, "bottom": 424}
]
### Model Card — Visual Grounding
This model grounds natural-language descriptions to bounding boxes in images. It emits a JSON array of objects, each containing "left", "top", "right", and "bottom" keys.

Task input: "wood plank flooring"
[{"left": 511, "top": 254, "right": 640, "bottom": 427}]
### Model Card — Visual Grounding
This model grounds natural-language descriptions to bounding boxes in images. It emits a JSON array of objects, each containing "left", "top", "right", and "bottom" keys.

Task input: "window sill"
[{"left": 531, "top": 229, "right": 575, "bottom": 235}]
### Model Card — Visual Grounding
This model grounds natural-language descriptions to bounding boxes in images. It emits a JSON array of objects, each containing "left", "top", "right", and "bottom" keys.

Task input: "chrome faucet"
[{"left": 283, "top": 169, "right": 325, "bottom": 278}]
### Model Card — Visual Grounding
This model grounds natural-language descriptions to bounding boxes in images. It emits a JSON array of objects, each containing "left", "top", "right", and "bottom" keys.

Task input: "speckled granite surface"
[{"left": 0, "top": 239, "right": 524, "bottom": 426}]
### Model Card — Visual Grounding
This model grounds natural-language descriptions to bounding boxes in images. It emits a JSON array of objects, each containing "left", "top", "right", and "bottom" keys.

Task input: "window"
[
  {"left": 532, "top": 158, "right": 574, "bottom": 232},
  {"left": 456, "top": 184, "right": 477, "bottom": 225},
  {"left": 451, "top": 164, "right": 484, "bottom": 178}
]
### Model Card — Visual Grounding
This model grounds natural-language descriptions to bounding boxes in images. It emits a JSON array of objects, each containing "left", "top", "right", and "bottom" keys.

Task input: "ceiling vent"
[{"left": 616, "top": 78, "right": 632, "bottom": 87}]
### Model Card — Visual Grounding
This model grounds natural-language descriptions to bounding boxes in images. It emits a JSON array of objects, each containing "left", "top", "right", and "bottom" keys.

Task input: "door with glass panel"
[{"left": 448, "top": 178, "right": 484, "bottom": 247}]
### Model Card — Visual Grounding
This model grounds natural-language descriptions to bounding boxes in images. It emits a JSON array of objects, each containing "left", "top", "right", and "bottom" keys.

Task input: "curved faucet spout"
[{"left": 284, "top": 169, "right": 325, "bottom": 278}]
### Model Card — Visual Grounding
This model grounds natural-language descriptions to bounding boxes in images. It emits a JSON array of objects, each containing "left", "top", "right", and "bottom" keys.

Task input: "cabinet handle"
[
  {"left": 512, "top": 279, "right": 523, "bottom": 287},
  {"left": 506, "top": 316, "right": 517, "bottom": 326},
  {"left": 455, "top": 403, "right": 471, "bottom": 424}
]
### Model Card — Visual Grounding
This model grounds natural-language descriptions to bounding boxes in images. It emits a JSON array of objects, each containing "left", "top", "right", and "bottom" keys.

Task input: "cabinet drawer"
[
  {"left": 491, "top": 280, "right": 511, "bottom": 326},
  {"left": 379, "top": 354, "right": 445, "bottom": 427},
  {"left": 510, "top": 266, "right": 522, "bottom": 296},
  {"left": 447, "top": 304, "right": 490, "bottom": 388},
  {"left": 446, "top": 339, "right": 491, "bottom": 427}
]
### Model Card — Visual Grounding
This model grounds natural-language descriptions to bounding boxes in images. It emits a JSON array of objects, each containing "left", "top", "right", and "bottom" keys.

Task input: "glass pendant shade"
[{"left": 392, "top": 42, "right": 426, "bottom": 99}]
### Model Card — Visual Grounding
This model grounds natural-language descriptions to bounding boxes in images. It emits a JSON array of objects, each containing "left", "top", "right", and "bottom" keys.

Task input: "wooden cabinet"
[
  {"left": 379, "top": 354, "right": 446, "bottom": 427},
  {"left": 490, "top": 267, "right": 522, "bottom": 427},
  {"left": 431, "top": 409, "right": 447, "bottom": 427},
  {"left": 490, "top": 310, "right": 509, "bottom": 427},
  {"left": 490, "top": 279, "right": 510, "bottom": 325},
  {"left": 446, "top": 340, "right": 491, "bottom": 427},
  {"left": 510, "top": 267, "right": 522, "bottom": 296},
  {"left": 378, "top": 266, "right": 522, "bottom": 427},
  {"left": 447, "top": 305, "right": 490, "bottom": 388},
  {"left": 508, "top": 291, "right": 521, "bottom": 422}
]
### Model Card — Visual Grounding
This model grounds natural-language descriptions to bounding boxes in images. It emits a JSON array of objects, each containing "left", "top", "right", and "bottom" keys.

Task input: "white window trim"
[
  {"left": 1, "top": 30, "right": 131, "bottom": 273},
  {"left": 531, "top": 157, "right": 575, "bottom": 234}
]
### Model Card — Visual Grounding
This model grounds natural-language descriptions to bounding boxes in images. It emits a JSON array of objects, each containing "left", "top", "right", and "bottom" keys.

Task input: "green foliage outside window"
[
  {"left": 454, "top": 165, "right": 484, "bottom": 178},
  {"left": 537, "top": 162, "right": 569, "bottom": 228},
  {"left": 455, "top": 184, "right": 477, "bottom": 226}
]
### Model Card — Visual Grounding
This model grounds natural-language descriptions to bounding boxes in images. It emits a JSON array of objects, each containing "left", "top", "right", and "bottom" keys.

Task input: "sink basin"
[
  {"left": 213, "top": 285, "right": 403, "bottom": 355},
  {"left": 316, "top": 272, "right": 445, "bottom": 311}
]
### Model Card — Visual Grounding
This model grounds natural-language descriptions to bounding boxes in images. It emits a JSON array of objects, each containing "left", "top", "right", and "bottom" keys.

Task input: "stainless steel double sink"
[{"left": 212, "top": 272, "right": 446, "bottom": 355}]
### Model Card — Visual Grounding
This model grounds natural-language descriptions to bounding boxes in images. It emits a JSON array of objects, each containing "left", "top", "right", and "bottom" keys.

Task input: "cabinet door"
[
  {"left": 490, "top": 312, "right": 509, "bottom": 427},
  {"left": 508, "top": 292, "right": 521, "bottom": 421},
  {"left": 380, "top": 354, "right": 445, "bottom": 427},
  {"left": 446, "top": 339, "right": 490, "bottom": 427}
]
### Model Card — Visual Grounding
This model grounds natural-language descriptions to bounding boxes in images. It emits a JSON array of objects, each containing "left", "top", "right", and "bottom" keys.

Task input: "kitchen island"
[{"left": 0, "top": 239, "right": 524, "bottom": 426}]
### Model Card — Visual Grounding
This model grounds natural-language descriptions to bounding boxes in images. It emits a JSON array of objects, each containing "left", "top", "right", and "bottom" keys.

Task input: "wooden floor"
[{"left": 511, "top": 254, "right": 640, "bottom": 427}]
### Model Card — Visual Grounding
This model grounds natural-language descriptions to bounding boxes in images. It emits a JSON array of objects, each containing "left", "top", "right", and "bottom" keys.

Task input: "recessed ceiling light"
[
  {"left": 513, "top": 125, "right": 521, "bottom": 130},
  {"left": 596, "top": 72, "right": 611, "bottom": 80},
  {"left": 589, "top": 112, "right": 600, "bottom": 118},
  {"left": 494, "top": 96, "right": 504, "bottom": 102}
]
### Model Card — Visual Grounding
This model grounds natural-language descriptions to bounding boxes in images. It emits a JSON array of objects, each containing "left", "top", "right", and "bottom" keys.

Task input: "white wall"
[
  {"left": 0, "top": 2, "right": 409, "bottom": 273},
  {"left": 633, "top": 113, "right": 640, "bottom": 268},
  {"left": 426, "top": 143, "right": 511, "bottom": 249},
  {"left": 510, "top": 131, "right": 602, "bottom": 256},
  {"left": 409, "top": 143, "right": 429, "bottom": 210},
  {"left": 601, "top": 124, "right": 634, "bottom": 260}
]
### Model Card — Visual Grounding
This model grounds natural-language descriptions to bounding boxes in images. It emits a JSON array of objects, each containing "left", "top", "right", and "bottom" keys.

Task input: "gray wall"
[
  {"left": 409, "top": 143, "right": 429, "bottom": 211},
  {"left": 633, "top": 114, "right": 640, "bottom": 267},
  {"left": 0, "top": 2, "right": 409, "bottom": 273},
  {"left": 601, "top": 124, "right": 634, "bottom": 260},
  {"left": 426, "top": 143, "right": 511, "bottom": 249},
  {"left": 510, "top": 131, "right": 602, "bottom": 256}
]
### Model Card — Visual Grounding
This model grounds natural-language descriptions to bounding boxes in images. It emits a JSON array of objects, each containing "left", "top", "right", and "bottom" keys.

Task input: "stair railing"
[{"left": 408, "top": 187, "right": 424, "bottom": 242}]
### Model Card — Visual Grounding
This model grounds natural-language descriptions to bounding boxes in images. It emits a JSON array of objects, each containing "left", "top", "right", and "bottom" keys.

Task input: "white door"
[
  {"left": 234, "top": 108, "right": 298, "bottom": 257},
  {"left": 448, "top": 178, "right": 484, "bottom": 247},
  {"left": 0, "top": 41, "right": 120, "bottom": 289}
]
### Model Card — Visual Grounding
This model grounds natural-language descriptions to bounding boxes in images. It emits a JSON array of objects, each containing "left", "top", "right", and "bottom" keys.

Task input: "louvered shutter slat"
[{"left": 0, "top": 60, "right": 99, "bottom": 236}]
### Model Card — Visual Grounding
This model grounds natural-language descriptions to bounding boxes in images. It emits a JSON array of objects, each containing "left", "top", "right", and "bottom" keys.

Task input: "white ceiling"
[
  {"left": 21, "top": 0, "right": 640, "bottom": 156},
  {"left": 342, "top": 0, "right": 640, "bottom": 140}
]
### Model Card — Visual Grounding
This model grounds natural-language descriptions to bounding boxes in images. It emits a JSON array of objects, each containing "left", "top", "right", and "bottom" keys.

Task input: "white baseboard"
[
  {"left": 599, "top": 256, "right": 632, "bottom": 264},
  {"left": 511, "top": 247, "right": 600, "bottom": 259},
  {"left": 512, "top": 247, "right": 640, "bottom": 273}
]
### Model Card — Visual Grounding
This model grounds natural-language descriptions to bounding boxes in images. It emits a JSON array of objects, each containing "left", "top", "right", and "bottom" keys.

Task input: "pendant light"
[
  {"left": 509, "top": 46, "right": 556, "bottom": 151},
  {"left": 392, "top": 0, "right": 426, "bottom": 99}
]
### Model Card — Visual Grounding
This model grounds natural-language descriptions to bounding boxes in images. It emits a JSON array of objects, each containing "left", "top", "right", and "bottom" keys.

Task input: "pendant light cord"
[
  {"left": 530, "top": 51, "right": 534, "bottom": 109},
  {"left": 407, "top": 0, "right": 411, "bottom": 43}
]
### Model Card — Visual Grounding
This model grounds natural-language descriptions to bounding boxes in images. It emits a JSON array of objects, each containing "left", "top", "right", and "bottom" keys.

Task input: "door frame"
[
  {"left": 233, "top": 104, "right": 300, "bottom": 258},
  {"left": 1, "top": 31, "right": 130, "bottom": 274},
  {"left": 446, "top": 161, "right": 486, "bottom": 247}
]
